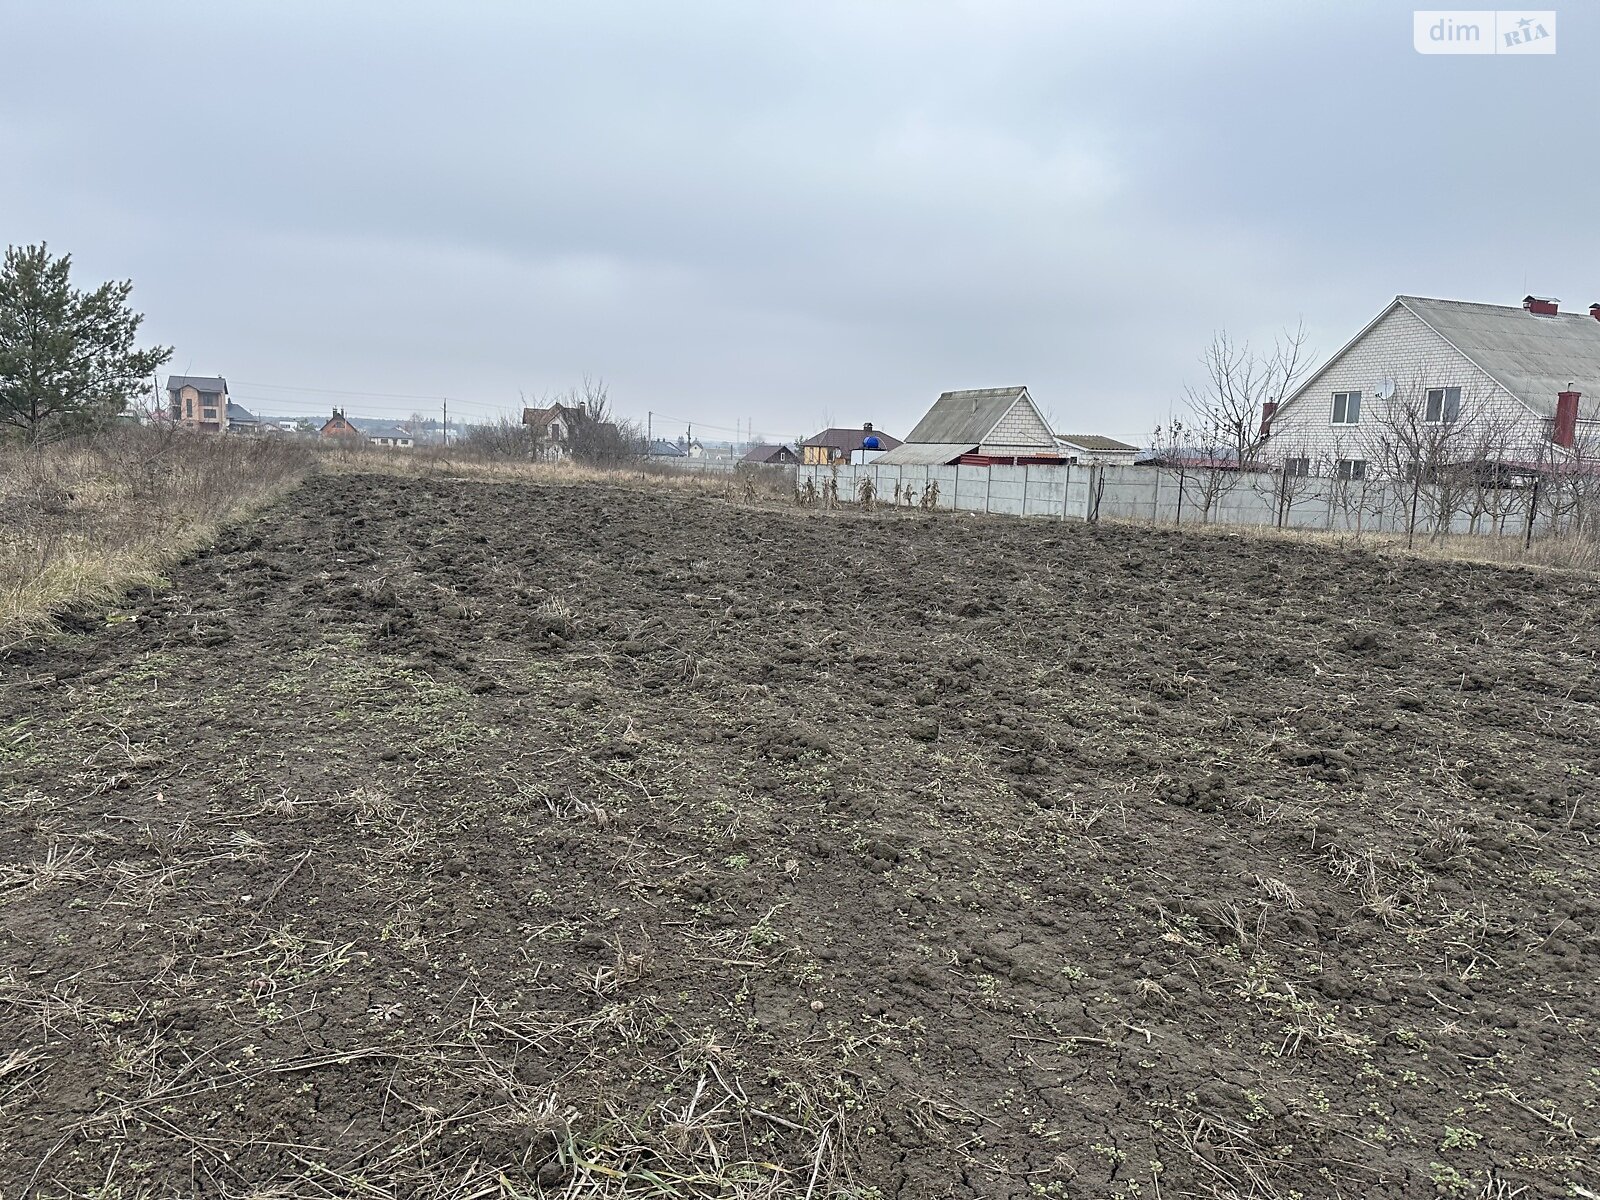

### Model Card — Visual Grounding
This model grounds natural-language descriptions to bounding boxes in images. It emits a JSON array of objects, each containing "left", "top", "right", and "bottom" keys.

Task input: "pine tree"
[{"left": 0, "top": 243, "right": 172, "bottom": 440}]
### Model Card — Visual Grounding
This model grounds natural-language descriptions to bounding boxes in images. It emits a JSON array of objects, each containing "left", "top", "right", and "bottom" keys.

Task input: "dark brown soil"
[{"left": 3, "top": 472, "right": 1598, "bottom": 1199}]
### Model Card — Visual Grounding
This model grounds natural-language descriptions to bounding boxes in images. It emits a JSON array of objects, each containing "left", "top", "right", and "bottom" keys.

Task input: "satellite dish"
[{"left": 1374, "top": 377, "right": 1396, "bottom": 401}]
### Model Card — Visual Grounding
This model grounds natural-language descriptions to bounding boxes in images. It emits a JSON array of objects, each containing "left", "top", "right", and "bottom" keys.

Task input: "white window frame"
[
  {"left": 1331, "top": 390, "right": 1361, "bottom": 426},
  {"left": 1425, "top": 386, "right": 1462, "bottom": 425},
  {"left": 1335, "top": 458, "right": 1366, "bottom": 482},
  {"left": 1283, "top": 456, "right": 1311, "bottom": 478}
]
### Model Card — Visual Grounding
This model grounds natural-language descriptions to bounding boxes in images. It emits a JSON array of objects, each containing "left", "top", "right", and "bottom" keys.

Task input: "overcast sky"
[{"left": 2, "top": 2, "right": 1594, "bottom": 442}]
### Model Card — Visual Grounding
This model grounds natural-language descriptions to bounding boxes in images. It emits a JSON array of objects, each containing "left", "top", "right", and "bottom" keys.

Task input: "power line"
[
  {"left": 228, "top": 392, "right": 512, "bottom": 417},
  {"left": 233, "top": 379, "right": 457, "bottom": 402},
  {"left": 646, "top": 410, "right": 795, "bottom": 443},
  {"left": 229, "top": 378, "right": 514, "bottom": 419}
]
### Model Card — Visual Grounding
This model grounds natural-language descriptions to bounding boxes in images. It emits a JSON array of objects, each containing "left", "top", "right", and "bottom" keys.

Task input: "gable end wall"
[
  {"left": 980, "top": 395, "right": 1057, "bottom": 455},
  {"left": 1268, "top": 305, "right": 1540, "bottom": 465}
]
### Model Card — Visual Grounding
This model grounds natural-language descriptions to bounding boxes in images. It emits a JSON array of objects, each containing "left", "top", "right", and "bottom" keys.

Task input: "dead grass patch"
[{"left": 0, "top": 427, "right": 312, "bottom": 643}]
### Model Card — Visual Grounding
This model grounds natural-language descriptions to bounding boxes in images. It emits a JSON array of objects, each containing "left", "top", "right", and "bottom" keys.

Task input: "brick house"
[
  {"left": 167, "top": 375, "right": 237, "bottom": 433},
  {"left": 319, "top": 408, "right": 364, "bottom": 441},
  {"left": 1264, "top": 295, "right": 1600, "bottom": 479}
]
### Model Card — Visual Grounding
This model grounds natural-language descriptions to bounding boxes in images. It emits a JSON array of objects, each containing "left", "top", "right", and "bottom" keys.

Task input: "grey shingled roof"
[
  {"left": 904, "top": 387, "right": 1029, "bottom": 444},
  {"left": 1056, "top": 434, "right": 1138, "bottom": 452},
  {"left": 1397, "top": 297, "right": 1600, "bottom": 419},
  {"left": 167, "top": 375, "right": 228, "bottom": 394},
  {"left": 361, "top": 420, "right": 415, "bottom": 441},
  {"left": 225, "top": 402, "right": 257, "bottom": 424},
  {"left": 739, "top": 443, "right": 797, "bottom": 464},
  {"left": 871, "top": 441, "right": 978, "bottom": 466}
]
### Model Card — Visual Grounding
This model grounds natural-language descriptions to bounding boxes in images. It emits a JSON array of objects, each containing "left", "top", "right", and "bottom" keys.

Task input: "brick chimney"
[
  {"left": 1259, "top": 401, "right": 1278, "bottom": 436},
  {"left": 1590, "top": 302, "right": 1600, "bottom": 322},
  {"left": 1554, "top": 388, "right": 1581, "bottom": 448},
  {"left": 1523, "top": 295, "right": 1560, "bottom": 316}
]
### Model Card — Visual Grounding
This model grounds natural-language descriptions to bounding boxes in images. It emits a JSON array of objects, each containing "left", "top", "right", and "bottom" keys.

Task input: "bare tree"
[
  {"left": 1359, "top": 367, "right": 1495, "bottom": 546},
  {"left": 1325, "top": 434, "right": 1381, "bottom": 535},
  {"left": 564, "top": 377, "right": 646, "bottom": 467},
  {"left": 1249, "top": 439, "right": 1323, "bottom": 528},
  {"left": 1151, "top": 415, "right": 1241, "bottom": 525},
  {"left": 1185, "top": 322, "right": 1314, "bottom": 469},
  {"left": 459, "top": 414, "right": 544, "bottom": 459},
  {"left": 1461, "top": 406, "right": 1532, "bottom": 535},
  {"left": 1536, "top": 415, "right": 1600, "bottom": 541}
]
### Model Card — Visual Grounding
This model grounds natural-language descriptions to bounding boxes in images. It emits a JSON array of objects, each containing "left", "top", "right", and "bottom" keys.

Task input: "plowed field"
[{"left": 3, "top": 472, "right": 1598, "bottom": 1199}]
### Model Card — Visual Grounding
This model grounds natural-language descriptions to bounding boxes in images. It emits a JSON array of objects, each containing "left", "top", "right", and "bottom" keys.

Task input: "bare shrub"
[{"left": 458, "top": 414, "right": 544, "bottom": 460}]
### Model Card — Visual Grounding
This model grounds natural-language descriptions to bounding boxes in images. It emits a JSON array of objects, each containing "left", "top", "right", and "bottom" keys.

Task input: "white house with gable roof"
[{"left": 1263, "top": 294, "right": 1600, "bottom": 480}]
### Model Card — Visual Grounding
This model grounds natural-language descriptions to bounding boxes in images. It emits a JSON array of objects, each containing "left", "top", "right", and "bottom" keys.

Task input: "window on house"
[
  {"left": 1284, "top": 457, "right": 1311, "bottom": 477},
  {"left": 185, "top": 398, "right": 194, "bottom": 418},
  {"left": 1336, "top": 458, "right": 1367, "bottom": 482},
  {"left": 1331, "top": 391, "right": 1361, "bottom": 425},
  {"left": 1425, "top": 386, "right": 1462, "bottom": 424}
]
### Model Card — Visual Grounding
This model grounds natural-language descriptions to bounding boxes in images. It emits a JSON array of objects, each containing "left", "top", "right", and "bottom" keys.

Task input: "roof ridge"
[{"left": 1401, "top": 295, "right": 1597, "bottom": 319}]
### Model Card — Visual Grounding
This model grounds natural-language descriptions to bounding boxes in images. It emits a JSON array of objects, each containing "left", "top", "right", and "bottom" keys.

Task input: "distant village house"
[
  {"left": 800, "top": 423, "right": 902, "bottom": 465},
  {"left": 319, "top": 408, "right": 363, "bottom": 440},
  {"left": 739, "top": 443, "right": 800, "bottom": 465},
  {"left": 362, "top": 421, "right": 416, "bottom": 449},
  {"left": 1054, "top": 434, "right": 1140, "bottom": 465},
  {"left": 522, "top": 402, "right": 619, "bottom": 460},
  {"left": 166, "top": 375, "right": 258, "bottom": 434},
  {"left": 875, "top": 387, "right": 1061, "bottom": 466},
  {"left": 317, "top": 408, "right": 416, "bottom": 448}
]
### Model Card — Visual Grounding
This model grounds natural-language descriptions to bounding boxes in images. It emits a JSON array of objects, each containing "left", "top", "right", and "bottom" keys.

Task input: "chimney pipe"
[
  {"left": 1524, "top": 295, "right": 1560, "bottom": 316},
  {"left": 1554, "top": 389, "right": 1581, "bottom": 448},
  {"left": 1259, "top": 401, "right": 1278, "bottom": 436}
]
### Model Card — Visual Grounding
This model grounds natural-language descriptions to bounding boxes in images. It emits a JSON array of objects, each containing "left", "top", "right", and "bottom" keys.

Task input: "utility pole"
[
  {"left": 648, "top": 411, "right": 653, "bottom": 446},
  {"left": 442, "top": 397, "right": 448, "bottom": 448}
]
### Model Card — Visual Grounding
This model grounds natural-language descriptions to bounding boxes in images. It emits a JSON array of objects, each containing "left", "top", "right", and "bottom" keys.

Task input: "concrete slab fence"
[{"left": 797, "top": 461, "right": 1567, "bottom": 540}]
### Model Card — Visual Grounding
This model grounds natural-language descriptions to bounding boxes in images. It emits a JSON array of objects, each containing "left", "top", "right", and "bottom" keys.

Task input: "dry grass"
[{"left": 0, "top": 427, "right": 312, "bottom": 644}]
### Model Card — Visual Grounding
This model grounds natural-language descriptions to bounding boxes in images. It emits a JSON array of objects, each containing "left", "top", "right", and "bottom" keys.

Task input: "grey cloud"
[{"left": 2, "top": 1, "right": 1594, "bottom": 441}]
